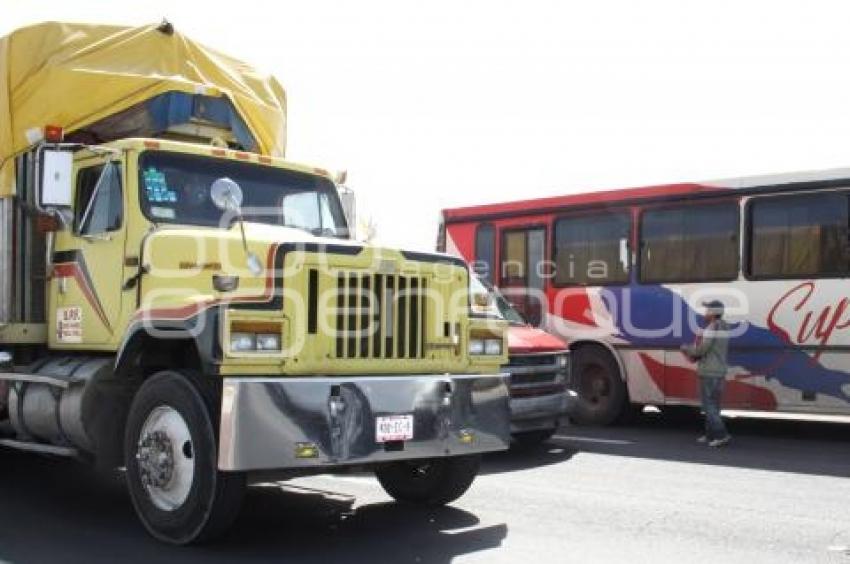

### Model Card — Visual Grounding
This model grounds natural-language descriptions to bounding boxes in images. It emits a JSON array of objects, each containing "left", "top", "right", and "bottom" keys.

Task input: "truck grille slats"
[
  {"left": 335, "top": 273, "right": 345, "bottom": 355},
  {"left": 409, "top": 278, "right": 419, "bottom": 358},
  {"left": 360, "top": 274, "right": 370, "bottom": 358},
  {"left": 346, "top": 273, "right": 357, "bottom": 358},
  {"left": 334, "top": 272, "right": 427, "bottom": 360},
  {"left": 385, "top": 275, "right": 395, "bottom": 358},
  {"left": 307, "top": 269, "right": 319, "bottom": 334},
  {"left": 373, "top": 274, "right": 384, "bottom": 357},
  {"left": 397, "top": 277, "right": 407, "bottom": 358}
]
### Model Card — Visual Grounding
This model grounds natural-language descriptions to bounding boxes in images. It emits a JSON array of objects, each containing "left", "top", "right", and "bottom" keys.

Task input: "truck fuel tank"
[{"left": 6, "top": 357, "right": 112, "bottom": 453}]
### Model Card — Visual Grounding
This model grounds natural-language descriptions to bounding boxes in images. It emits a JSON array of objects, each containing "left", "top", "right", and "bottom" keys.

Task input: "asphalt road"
[{"left": 2, "top": 412, "right": 850, "bottom": 564}]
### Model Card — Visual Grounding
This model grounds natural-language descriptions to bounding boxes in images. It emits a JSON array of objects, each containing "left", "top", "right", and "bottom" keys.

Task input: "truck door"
[{"left": 49, "top": 157, "right": 127, "bottom": 347}]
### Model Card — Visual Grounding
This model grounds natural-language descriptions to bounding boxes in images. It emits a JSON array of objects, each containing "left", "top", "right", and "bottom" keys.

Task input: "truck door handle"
[{"left": 122, "top": 265, "right": 149, "bottom": 291}]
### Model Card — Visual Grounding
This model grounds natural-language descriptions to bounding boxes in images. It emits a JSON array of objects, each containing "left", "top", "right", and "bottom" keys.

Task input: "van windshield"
[
  {"left": 471, "top": 275, "right": 527, "bottom": 325},
  {"left": 138, "top": 151, "right": 349, "bottom": 238}
]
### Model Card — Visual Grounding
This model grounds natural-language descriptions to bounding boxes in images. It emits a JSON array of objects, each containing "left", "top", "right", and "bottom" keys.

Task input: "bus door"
[{"left": 500, "top": 227, "right": 546, "bottom": 326}]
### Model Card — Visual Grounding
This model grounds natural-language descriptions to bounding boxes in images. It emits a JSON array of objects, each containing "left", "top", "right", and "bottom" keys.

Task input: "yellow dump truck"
[{"left": 0, "top": 22, "right": 510, "bottom": 544}]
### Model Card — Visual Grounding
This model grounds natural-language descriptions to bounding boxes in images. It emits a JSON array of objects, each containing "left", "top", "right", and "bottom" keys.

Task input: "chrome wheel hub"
[
  {"left": 138, "top": 430, "right": 174, "bottom": 488},
  {"left": 136, "top": 406, "right": 195, "bottom": 512}
]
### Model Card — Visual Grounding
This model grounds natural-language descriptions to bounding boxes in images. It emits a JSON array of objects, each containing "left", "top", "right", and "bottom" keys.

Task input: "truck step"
[
  {"left": 0, "top": 438, "right": 77, "bottom": 457},
  {"left": 0, "top": 371, "right": 70, "bottom": 388}
]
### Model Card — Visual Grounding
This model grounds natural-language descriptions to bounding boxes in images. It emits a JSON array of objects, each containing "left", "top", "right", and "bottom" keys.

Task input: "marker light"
[
  {"left": 213, "top": 274, "right": 239, "bottom": 292},
  {"left": 295, "top": 442, "right": 319, "bottom": 458},
  {"left": 44, "top": 125, "right": 64, "bottom": 143}
]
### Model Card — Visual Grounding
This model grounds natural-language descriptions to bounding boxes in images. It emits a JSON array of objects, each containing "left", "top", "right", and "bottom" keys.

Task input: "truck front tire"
[
  {"left": 375, "top": 455, "right": 480, "bottom": 505},
  {"left": 124, "top": 370, "right": 245, "bottom": 545}
]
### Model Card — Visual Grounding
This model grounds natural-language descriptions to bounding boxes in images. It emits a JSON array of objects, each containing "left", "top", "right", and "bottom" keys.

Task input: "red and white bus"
[{"left": 440, "top": 170, "right": 850, "bottom": 424}]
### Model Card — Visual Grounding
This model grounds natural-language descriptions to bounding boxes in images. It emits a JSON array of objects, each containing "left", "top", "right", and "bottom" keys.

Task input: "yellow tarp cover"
[{"left": 0, "top": 21, "right": 287, "bottom": 196}]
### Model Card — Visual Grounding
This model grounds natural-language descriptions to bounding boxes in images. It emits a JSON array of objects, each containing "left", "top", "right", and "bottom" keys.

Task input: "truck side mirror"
[
  {"left": 39, "top": 150, "right": 74, "bottom": 207},
  {"left": 338, "top": 185, "right": 356, "bottom": 237}
]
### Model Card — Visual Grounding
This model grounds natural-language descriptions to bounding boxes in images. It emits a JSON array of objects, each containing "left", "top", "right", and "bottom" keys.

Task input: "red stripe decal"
[{"left": 53, "top": 261, "right": 113, "bottom": 332}]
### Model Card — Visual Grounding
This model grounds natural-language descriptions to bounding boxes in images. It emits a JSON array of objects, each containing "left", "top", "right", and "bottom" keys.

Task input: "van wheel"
[
  {"left": 376, "top": 455, "right": 480, "bottom": 505},
  {"left": 572, "top": 346, "right": 626, "bottom": 426},
  {"left": 124, "top": 370, "right": 245, "bottom": 545}
]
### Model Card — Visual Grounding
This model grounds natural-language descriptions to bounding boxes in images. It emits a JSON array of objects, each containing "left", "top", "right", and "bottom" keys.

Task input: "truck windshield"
[{"left": 138, "top": 151, "right": 349, "bottom": 237}]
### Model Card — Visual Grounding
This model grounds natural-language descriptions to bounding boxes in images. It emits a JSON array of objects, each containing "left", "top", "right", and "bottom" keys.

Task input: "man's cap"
[{"left": 702, "top": 299, "right": 724, "bottom": 316}]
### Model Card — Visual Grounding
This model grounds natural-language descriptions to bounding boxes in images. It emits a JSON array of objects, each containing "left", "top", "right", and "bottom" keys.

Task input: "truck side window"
[{"left": 75, "top": 163, "right": 123, "bottom": 235}]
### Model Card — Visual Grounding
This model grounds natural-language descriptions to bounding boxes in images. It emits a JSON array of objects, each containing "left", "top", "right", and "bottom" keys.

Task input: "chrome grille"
[
  {"left": 506, "top": 352, "right": 569, "bottom": 398},
  {"left": 334, "top": 272, "right": 427, "bottom": 359}
]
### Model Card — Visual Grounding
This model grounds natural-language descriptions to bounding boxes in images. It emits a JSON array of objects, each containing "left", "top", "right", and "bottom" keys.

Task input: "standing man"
[{"left": 681, "top": 300, "right": 731, "bottom": 447}]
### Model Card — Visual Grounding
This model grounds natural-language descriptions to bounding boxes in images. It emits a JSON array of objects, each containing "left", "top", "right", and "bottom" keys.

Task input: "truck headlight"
[
  {"left": 229, "top": 322, "right": 283, "bottom": 353},
  {"left": 469, "top": 337, "right": 503, "bottom": 355},
  {"left": 484, "top": 338, "right": 502, "bottom": 355},
  {"left": 230, "top": 332, "right": 257, "bottom": 352},
  {"left": 469, "top": 338, "right": 485, "bottom": 355},
  {"left": 256, "top": 333, "right": 282, "bottom": 351}
]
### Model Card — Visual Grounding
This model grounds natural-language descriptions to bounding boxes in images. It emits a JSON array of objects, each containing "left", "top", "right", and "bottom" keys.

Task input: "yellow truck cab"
[{"left": 0, "top": 22, "right": 510, "bottom": 544}]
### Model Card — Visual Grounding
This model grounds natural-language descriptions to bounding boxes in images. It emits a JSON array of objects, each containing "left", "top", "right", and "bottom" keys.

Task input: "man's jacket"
[{"left": 682, "top": 319, "right": 730, "bottom": 378}]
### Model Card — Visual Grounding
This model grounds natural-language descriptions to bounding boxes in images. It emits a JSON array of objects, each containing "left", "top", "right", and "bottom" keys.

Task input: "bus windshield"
[{"left": 138, "top": 151, "right": 349, "bottom": 238}]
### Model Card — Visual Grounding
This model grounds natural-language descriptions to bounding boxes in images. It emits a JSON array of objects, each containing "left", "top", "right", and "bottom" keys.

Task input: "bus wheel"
[
  {"left": 376, "top": 455, "right": 481, "bottom": 505},
  {"left": 572, "top": 346, "right": 626, "bottom": 426},
  {"left": 124, "top": 371, "right": 245, "bottom": 545}
]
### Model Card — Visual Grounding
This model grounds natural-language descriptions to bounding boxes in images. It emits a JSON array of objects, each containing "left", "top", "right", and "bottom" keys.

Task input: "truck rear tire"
[
  {"left": 124, "top": 370, "right": 245, "bottom": 545},
  {"left": 375, "top": 455, "right": 480, "bottom": 505},
  {"left": 572, "top": 346, "right": 627, "bottom": 426}
]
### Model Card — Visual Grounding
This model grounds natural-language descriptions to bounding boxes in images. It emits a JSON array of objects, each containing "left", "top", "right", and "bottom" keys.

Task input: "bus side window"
[
  {"left": 475, "top": 223, "right": 496, "bottom": 284},
  {"left": 640, "top": 203, "right": 738, "bottom": 283},
  {"left": 553, "top": 212, "right": 631, "bottom": 286},
  {"left": 748, "top": 193, "right": 848, "bottom": 279}
]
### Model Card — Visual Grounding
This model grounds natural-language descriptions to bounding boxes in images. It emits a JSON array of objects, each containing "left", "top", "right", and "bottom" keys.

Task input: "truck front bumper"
[{"left": 218, "top": 373, "right": 510, "bottom": 472}]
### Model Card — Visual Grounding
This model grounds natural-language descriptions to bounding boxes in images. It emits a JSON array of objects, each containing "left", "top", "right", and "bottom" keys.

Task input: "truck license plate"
[{"left": 376, "top": 415, "right": 414, "bottom": 443}]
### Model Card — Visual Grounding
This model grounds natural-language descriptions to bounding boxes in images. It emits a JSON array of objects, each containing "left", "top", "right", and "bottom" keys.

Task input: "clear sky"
[{"left": 5, "top": 1, "right": 850, "bottom": 250}]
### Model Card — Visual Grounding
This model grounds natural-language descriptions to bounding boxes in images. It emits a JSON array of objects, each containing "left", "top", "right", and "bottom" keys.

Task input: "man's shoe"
[
  {"left": 708, "top": 436, "right": 731, "bottom": 448},
  {"left": 697, "top": 435, "right": 708, "bottom": 443}
]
